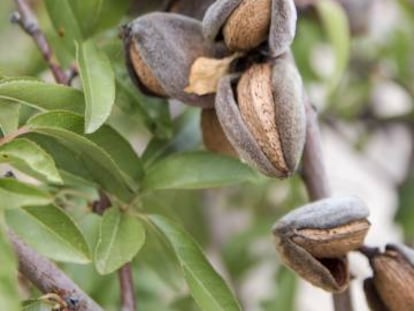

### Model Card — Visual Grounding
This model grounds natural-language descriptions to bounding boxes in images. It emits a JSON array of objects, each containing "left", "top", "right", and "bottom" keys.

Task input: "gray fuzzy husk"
[
  {"left": 269, "top": 0, "right": 297, "bottom": 57},
  {"left": 271, "top": 53, "right": 306, "bottom": 171},
  {"left": 125, "top": 13, "right": 217, "bottom": 108},
  {"left": 273, "top": 196, "right": 369, "bottom": 235}
]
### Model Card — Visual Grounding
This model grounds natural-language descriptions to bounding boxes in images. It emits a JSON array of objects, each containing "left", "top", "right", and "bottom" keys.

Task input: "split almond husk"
[
  {"left": 214, "top": 53, "right": 305, "bottom": 177},
  {"left": 202, "top": 0, "right": 297, "bottom": 55},
  {"left": 272, "top": 196, "right": 370, "bottom": 292}
]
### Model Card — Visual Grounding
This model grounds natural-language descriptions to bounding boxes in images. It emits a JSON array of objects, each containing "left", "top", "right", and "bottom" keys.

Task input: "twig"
[
  {"left": 8, "top": 230, "right": 103, "bottom": 311},
  {"left": 118, "top": 263, "right": 137, "bottom": 311},
  {"left": 12, "top": 0, "right": 69, "bottom": 85},
  {"left": 66, "top": 64, "right": 79, "bottom": 86},
  {"left": 91, "top": 191, "right": 112, "bottom": 215},
  {"left": 302, "top": 101, "right": 330, "bottom": 200},
  {"left": 301, "top": 98, "right": 354, "bottom": 311},
  {"left": 0, "top": 126, "right": 30, "bottom": 147}
]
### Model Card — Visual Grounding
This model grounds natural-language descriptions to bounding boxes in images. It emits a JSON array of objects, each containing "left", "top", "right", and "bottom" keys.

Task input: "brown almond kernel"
[
  {"left": 223, "top": 0, "right": 271, "bottom": 51},
  {"left": 237, "top": 63, "right": 289, "bottom": 175}
]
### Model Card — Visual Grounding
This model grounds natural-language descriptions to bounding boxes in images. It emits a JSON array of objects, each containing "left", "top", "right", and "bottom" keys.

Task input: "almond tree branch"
[
  {"left": 302, "top": 100, "right": 330, "bottom": 200},
  {"left": 118, "top": 263, "right": 137, "bottom": 311},
  {"left": 301, "top": 98, "right": 353, "bottom": 311},
  {"left": 12, "top": 0, "right": 69, "bottom": 85},
  {"left": 8, "top": 230, "right": 103, "bottom": 311}
]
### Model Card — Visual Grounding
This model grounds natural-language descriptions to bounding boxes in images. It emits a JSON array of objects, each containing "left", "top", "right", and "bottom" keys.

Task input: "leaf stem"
[
  {"left": 12, "top": 0, "right": 69, "bottom": 85},
  {"left": 0, "top": 126, "right": 30, "bottom": 147},
  {"left": 118, "top": 263, "right": 137, "bottom": 311},
  {"left": 301, "top": 97, "right": 354, "bottom": 311}
]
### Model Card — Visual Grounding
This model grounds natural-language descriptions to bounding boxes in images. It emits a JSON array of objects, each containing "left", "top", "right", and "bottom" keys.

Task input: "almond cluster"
[
  {"left": 122, "top": 0, "right": 305, "bottom": 178},
  {"left": 123, "top": 3, "right": 414, "bottom": 305}
]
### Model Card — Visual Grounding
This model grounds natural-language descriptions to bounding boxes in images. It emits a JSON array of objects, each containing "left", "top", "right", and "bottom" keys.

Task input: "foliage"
[{"left": 0, "top": 0, "right": 413, "bottom": 310}]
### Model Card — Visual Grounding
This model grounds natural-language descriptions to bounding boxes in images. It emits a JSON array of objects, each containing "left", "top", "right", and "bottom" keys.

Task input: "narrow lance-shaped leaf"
[
  {"left": 5, "top": 204, "right": 91, "bottom": 264},
  {"left": 95, "top": 208, "right": 146, "bottom": 274},
  {"left": 395, "top": 176, "right": 414, "bottom": 240},
  {"left": 27, "top": 111, "right": 136, "bottom": 201},
  {"left": 114, "top": 67, "right": 172, "bottom": 139},
  {"left": 46, "top": 0, "right": 129, "bottom": 43},
  {"left": 0, "top": 138, "right": 62, "bottom": 184},
  {"left": 138, "top": 217, "right": 183, "bottom": 289},
  {"left": 0, "top": 220, "right": 20, "bottom": 311},
  {"left": 77, "top": 40, "right": 115, "bottom": 133},
  {"left": 26, "top": 133, "right": 95, "bottom": 185},
  {"left": 44, "top": 0, "right": 83, "bottom": 54},
  {"left": 142, "top": 108, "right": 200, "bottom": 168},
  {"left": 149, "top": 215, "right": 241, "bottom": 311},
  {"left": 316, "top": 0, "right": 350, "bottom": 94},
  {"left": 0, "top": 179, "right": 52, "bottom": 210},
  {"left": 22, "top": 301, "right": 54, "bottom": 311},
  {"left": 142, "top": 151, "right": 259, "bottom": 191},
  {"left": 33, "top": 110, "right": 142, "bottom": 185},
  {"left": 0, "top": 79, "right": 84, "bottom": 113},
  {"left": 0, "top": 100, "right": 20, "bottom": 135},
  {"left": 70, "top": 0, "right": 130, "bottom": 35}
]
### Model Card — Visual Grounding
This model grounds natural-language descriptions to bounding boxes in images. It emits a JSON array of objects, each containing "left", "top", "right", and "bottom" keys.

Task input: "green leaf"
[
  {"left": 170, "top": 295, "right": 199, "bottom": 311},
  {"left": 76, "top": 40, "right": 115, "bottom": 133},
  {"left": 0, "top": 138, "right": 62, "bottom": 184},
  {"left": 262, "top": 267, "right": 297, "bottom": 311},
  {"left": 45, "top": 0, "right": 129, "bottom": 46},
  {"left": 95, "top": 208, "right": 146, "bottom": 274},
  {"left": 138, "top": 218, "right": 182, "bottom": 289},
  {"left": 114, "top": 67, "right": 172, "bottom": 138},
  {"left": 86, "top": 125, "right": 143, "bottom": 181},
  {"left": 29, "top": 111, "right": 142, "bottom": 182},
  {"left": 142, "top": 151, "right": 259, "bottom": 191},
  {"left": 0, "top": 79, "right": 84, "bottom": 113},
  {"left": 27, "top": 111, "right": 136, "bottom": 200},
  {"left": 316, "top": 0, "right": 350, "bottom": 93},
  {"left": 395, "top": 176, "right": 414, "bottom": 240},
  {"left": 70, "top": 0, "right": 130, "bottom": 34},
  {"left": 0, "top": 221, "right": 20, "bottom": 311},
  {"left": 291, "top": 19, "right": 324, "bottom": 82},
  {"left": 29, "top": 111, "right": 143, "bottom": 184},
  {"left": 142, "top": 109, "right": 200, "bottom": 168},
  {"left": 44, "top": 0, "right": 83, "bottom": 54},
  {"left": 22, "top": 300, "right": 54, "bottom": 311},
  {"left": 26, "top": 134, "right": 94, "bottom": 184},
  {"left": 149, "top": 215, "right": 241, "bottom": 311},
  {"left": 0, "top": 100, "right": 20, "bottom": 135},
  {"left": 5, "top": 204, "right": 91, "bottom": 263},
  {"left": 0, "top": 179, "right": 52, "bottom": 210}
]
